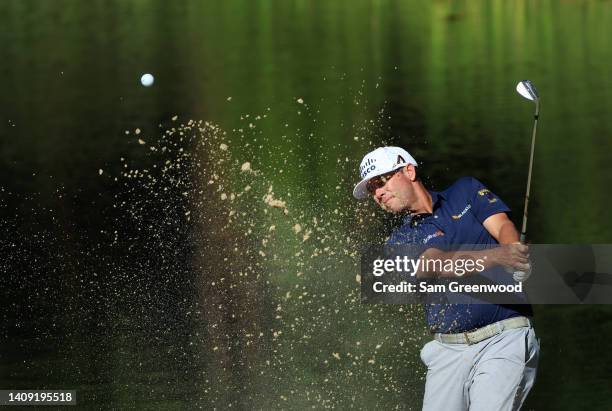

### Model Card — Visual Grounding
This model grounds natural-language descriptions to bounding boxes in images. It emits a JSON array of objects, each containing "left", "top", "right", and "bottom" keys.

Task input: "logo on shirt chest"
[
  {"left": 423, "top": 229, "right": 445, "bottom": 244},
  {"left": 452, "top": 204, "right": 471, "bottom": 220}
]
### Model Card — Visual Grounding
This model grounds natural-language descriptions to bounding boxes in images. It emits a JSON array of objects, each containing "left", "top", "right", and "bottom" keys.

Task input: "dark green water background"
[{"left": 1, "top": 1, "right": 611, "bottom": 409}]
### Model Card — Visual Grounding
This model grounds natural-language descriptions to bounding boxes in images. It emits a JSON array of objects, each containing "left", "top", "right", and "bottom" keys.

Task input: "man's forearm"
[{"left": 497, "top": 221, "right": 520, "bottom": 244}]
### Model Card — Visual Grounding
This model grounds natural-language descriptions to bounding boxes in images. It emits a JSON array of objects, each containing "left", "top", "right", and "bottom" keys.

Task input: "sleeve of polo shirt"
[{"left": 465, "top": 177, "right": 511, "bottom": 223}]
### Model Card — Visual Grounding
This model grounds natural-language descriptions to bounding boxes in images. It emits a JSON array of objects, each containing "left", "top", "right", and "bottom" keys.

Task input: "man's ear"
[{"left": 403, "top": 164, "right": 417, "bottom": 182}]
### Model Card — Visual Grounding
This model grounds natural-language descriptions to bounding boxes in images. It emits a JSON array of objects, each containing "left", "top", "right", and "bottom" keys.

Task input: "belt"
[{"left": 434, "top": 316, "right": 531, "bottom": 345}]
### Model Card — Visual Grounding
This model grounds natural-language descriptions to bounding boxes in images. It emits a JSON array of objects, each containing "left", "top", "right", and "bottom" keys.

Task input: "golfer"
[{"left": 353, "top": 147, "right": 539, "bottom": 411}]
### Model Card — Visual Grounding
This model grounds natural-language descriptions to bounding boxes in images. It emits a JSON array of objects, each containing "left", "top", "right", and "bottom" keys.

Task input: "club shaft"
[{"left": 520, "top": 104, "right": 539, "bottom": 243}]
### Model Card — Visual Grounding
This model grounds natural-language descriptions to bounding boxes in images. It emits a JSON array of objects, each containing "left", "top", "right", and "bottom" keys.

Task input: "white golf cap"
[{"left": 352, "top": 146, "right": 417, "bottom": 199}]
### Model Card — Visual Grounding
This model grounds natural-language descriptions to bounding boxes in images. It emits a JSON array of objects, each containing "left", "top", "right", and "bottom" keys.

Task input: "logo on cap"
[{"left": 360, "top": 157, "right": 377, "bottom": 178}]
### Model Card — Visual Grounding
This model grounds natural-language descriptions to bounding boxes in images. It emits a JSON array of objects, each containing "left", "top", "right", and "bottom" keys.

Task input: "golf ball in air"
[{"left": 140, "top": 73, "right": 154, "bottom": 87}]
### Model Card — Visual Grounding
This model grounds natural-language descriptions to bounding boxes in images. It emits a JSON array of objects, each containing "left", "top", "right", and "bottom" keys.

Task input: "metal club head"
[{"left": 516, "top": 80, "right": 539, "bottom": 102}]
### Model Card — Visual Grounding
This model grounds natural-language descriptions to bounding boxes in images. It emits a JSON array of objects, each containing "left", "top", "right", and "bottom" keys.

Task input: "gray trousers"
[{"left": 420, "top": 327, "right": 539, "bottom": 411}]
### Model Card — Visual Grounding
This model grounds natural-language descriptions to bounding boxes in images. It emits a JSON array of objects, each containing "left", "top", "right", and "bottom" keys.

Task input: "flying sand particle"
[{"left": 263, "top": 193, "right": 287, "bottom": 211}]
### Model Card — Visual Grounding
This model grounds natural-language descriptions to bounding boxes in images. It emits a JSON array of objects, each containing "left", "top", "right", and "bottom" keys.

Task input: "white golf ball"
[{"left": 140, "top": 73, "right": 154, "bottom": 87}]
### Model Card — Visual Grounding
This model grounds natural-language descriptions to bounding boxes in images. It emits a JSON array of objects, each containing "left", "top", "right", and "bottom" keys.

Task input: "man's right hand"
[{"left": 492, "top": 243, "right": 531, "bottom": 272}]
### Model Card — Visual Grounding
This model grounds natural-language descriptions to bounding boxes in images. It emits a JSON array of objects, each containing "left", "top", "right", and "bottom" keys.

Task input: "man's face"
[{"left": 367, "top": 166, "right": 416, "bottom": 213}]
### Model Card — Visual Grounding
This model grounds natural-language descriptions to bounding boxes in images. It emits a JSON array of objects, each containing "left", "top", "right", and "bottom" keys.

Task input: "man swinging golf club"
[{"left": 353, "top": 82, "right": 541, "bottom": 410}]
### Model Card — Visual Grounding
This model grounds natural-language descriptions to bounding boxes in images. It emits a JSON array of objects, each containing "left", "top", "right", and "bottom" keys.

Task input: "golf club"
[
  {"left": 516, "top": 80, "right": 539, "bottom": 244},
  {"left": 511, "top": 80, "right": 539, "bottom": 282}
]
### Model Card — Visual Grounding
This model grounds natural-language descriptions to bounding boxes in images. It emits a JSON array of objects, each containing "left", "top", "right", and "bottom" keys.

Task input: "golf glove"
[{"left": 513, "top": 263, "right": 532, "bottom": 282}]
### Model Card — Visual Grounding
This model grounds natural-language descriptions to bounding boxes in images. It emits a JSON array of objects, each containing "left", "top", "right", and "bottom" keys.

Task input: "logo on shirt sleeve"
[{"left": 478, "top": 188, "right": 498, "bottom": 203}]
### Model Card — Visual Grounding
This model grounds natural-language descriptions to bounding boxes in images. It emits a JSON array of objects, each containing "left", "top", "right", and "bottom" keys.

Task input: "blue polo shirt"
[{"left": 387, "top": 176, "right": 533, "bottom": 333}]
